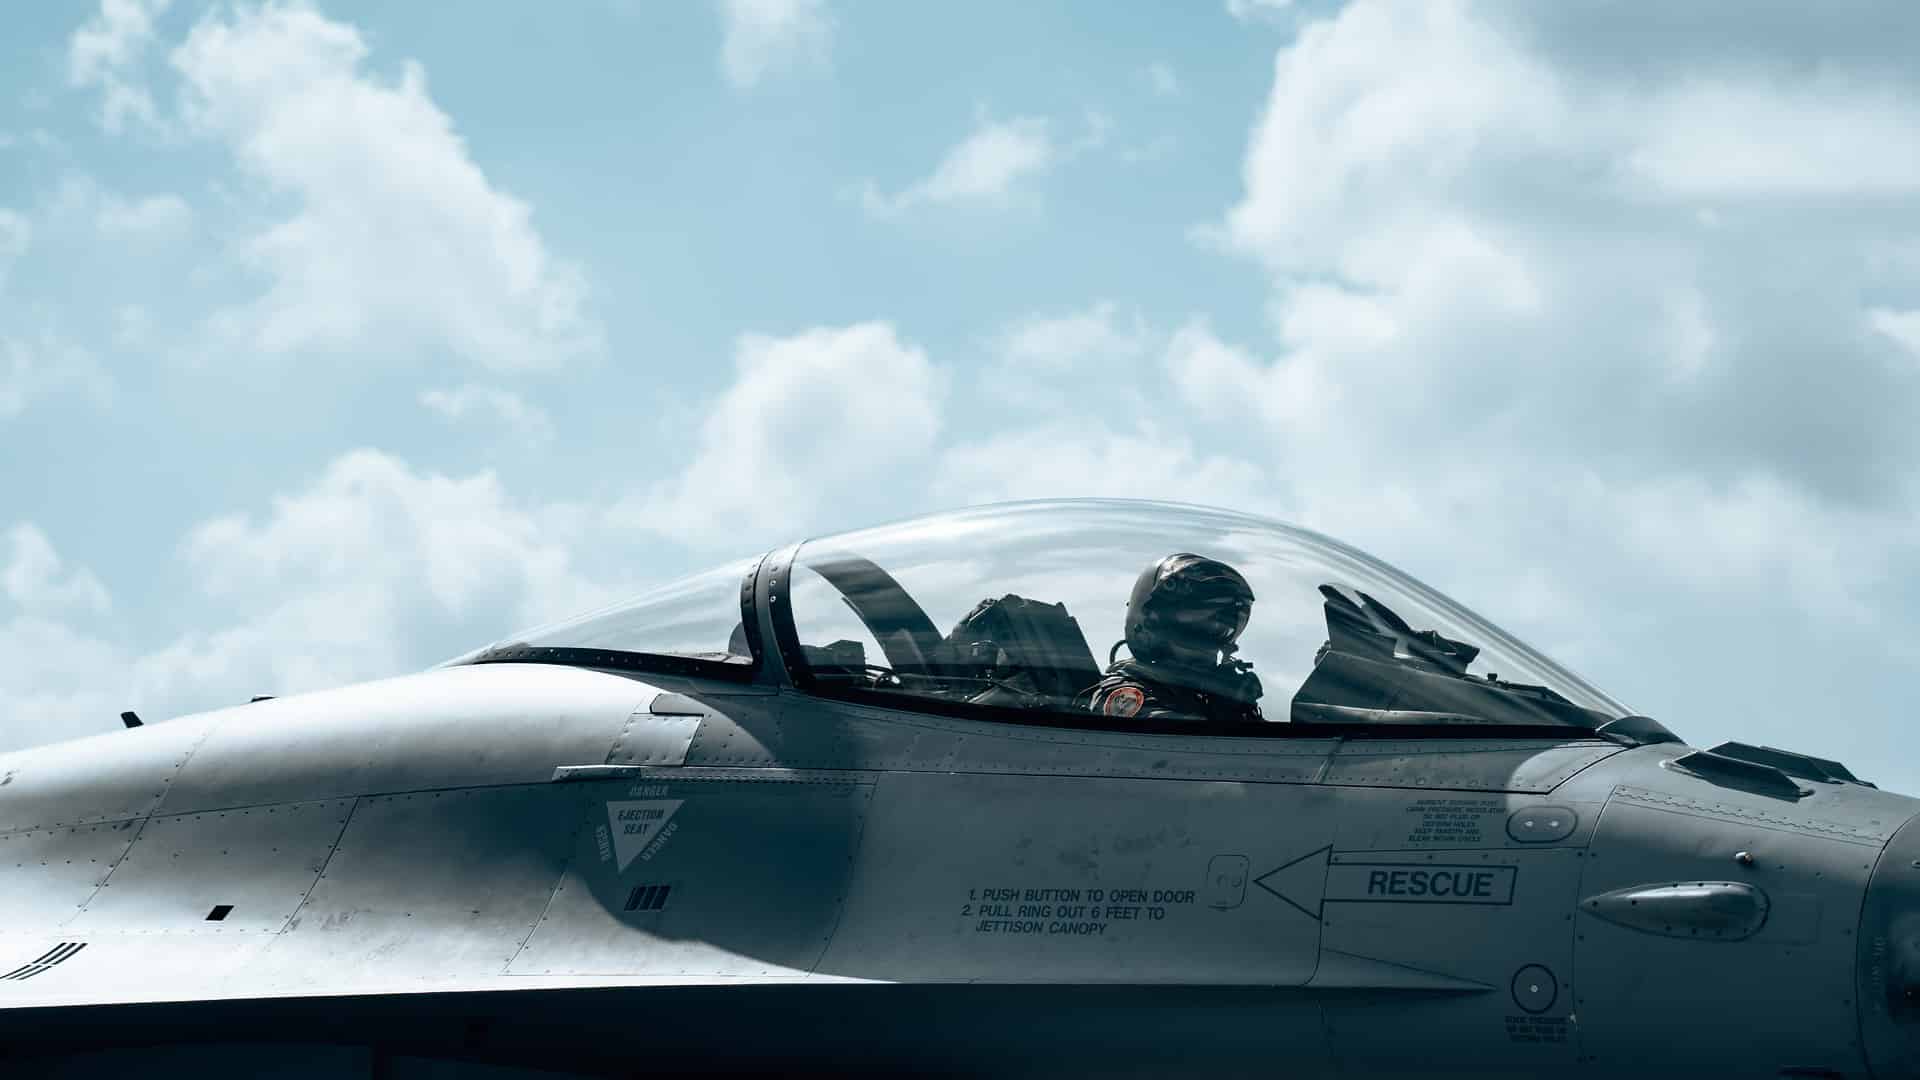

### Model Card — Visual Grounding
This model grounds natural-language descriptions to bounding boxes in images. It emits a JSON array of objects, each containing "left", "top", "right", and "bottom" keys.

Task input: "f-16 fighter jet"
[{"left": 2, "top": 500, "right": 1916, "bottom": 1077}]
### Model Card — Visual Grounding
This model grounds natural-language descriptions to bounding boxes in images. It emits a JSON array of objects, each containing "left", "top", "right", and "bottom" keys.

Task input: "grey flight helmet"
[{"left": 1122, "top": 553, "right": 1255, "bottom": 669}]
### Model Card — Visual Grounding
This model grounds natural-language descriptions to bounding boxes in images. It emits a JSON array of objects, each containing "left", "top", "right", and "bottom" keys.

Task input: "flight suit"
[{"left": 1087, "top": 659, "right": 1263, "bottom": 724}]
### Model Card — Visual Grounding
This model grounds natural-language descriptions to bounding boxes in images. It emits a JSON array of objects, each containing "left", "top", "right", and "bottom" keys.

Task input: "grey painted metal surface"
[
  {"left": 1861, "top": 811, "right": 1920, "bottom": 1077},
  {"left": 509, "top": 774, "right": 870, "bottom": 978},
  {"left": 5, "top": 500, "right": 1920, "bottom": 1077},
  {"left": 688, "top": 692, "right": 1347, "bottom": 782},
  {"left": 0, "top": 713, "right": 216, "bottom": 832},
  {"left": 258, "top": 785, "right": 582, "bottom": 985},
  {"left": 820, "top": 771, "right": 1334, "bottom": 983},
  {"left": 71, "top": 799, "right": 354, "bottom": 935},
  {"left": 0, "top": 820, "right": 141, "bottom": 927},
  {"left": 1317, "top": 846, "right": 1585, "bottom": 1076},
  {"left": 1575, "top": 784, "right": 1877, "bottom": 1075},
  {"left": 0, "top": 659, "right": 1914, "bottom": 1075},
  {"left": 1322, "top": 737, "right": 1622, "bottom": 792},
  {"left": 603, "top": 697, "right": 702, "bottom": 766},
  {"left": 156, "top": 664, "right": 645, "bottom": 814}
]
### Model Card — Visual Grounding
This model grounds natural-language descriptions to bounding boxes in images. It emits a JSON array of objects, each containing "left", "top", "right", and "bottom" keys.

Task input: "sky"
[{"left": 3, "top": 1, "right": 1919, "bottom": 791}]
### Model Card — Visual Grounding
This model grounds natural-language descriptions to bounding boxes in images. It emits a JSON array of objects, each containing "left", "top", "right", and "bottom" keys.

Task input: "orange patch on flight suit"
[{"left": 1103, "top": 685, "right": 1146, "bottom": 718}]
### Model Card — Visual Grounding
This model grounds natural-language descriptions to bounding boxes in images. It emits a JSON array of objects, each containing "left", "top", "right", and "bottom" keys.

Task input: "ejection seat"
[{"left": 935, "top": 594, "right": 1104, "bottom": 708}]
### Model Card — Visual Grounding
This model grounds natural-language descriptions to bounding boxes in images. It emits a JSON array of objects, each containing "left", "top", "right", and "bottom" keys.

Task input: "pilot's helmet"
[{"left": 1124, "top": 553, "right": 1255, "bottom": 668}]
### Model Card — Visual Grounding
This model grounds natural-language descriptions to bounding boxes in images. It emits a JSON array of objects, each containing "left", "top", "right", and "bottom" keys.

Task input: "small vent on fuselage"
[
  {"left": 624, "top": 884, "right": 672, "bottom": 913},
  {"left": 206, "top": 905, "right": 234, "bottom": 922}
]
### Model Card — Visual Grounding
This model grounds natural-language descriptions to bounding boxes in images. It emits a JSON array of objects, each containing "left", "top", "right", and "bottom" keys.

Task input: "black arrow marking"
[{"left": 1253, "top": 844, "right": 1331, "bottom": 922}]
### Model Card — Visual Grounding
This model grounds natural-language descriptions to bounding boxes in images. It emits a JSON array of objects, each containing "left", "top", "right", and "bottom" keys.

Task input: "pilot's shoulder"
[{"left": 1090, "top": 676, "right": 1153, "bottom": 719}]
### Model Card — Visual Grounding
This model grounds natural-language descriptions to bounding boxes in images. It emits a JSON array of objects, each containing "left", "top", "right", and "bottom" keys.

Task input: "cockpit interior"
[{"left": 459, "top": 501, "right": 1631, "bottom": 736}]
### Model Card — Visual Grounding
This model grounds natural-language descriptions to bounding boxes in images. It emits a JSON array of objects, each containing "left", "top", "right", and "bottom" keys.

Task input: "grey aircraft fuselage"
[{"left": 2, "top": 545, "right": 1919, "bottom": 1078}]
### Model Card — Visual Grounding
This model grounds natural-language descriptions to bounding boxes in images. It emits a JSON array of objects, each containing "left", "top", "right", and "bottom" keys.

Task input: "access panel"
[
  {"left": 508, "top": 774, "right": 871, "bottom": 978},
  {"left": 1314, "top": 847, "right": 1585, "bottom": 1076},
  {"left": 256, "top": 785, "right": 584, "bottom": 991},
  {"left": 70, "top": 799, "right": 355, "bottom": 935},
  {"left": 0, "top": 820, "right": 143, "bottom": 929},
  {"left": 819, "top": 771, "right": 1337, "bottom": 984},
  {"left": 1573, "top": 794, "right": 1871, "bottom": 1076}
]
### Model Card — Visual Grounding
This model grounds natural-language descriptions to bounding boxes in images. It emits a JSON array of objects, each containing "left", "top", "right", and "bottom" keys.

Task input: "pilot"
[{"left": 1087, "top": 553, "right": 1264, "bottom": 723}]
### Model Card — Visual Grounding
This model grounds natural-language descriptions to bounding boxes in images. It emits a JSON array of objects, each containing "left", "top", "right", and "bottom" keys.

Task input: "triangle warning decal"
[{"left": 606, "top": 799, "right": 683, "bottom": 871}]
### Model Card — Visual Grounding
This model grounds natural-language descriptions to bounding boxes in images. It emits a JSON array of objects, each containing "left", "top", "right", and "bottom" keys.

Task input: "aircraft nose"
[{"left": 1860, "top": 812, "right": 1920, "bottom": 1077}]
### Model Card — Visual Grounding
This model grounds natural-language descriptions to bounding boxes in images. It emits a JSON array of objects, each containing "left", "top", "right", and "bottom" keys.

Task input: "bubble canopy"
[{"left": 462, "top": 501, "right": 1630, "bottom": 734}]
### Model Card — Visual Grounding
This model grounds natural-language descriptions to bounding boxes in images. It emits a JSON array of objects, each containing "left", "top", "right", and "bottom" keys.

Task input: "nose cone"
[{"left": 1861, "top": 813, "right": 1920, "bottom": 1077}]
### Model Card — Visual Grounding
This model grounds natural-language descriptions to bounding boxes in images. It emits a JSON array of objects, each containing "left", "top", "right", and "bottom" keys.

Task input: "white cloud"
[
  {"left": 1144, "top": 62, "right": 1180, "bottom": 98},
  {"left": 0, "top": 129, "right": 61, "bottom": 154},
  {"left": 998, "top": 300, "right": 1148, "bottom": 374},
  {"left": 862, "top": 115, "right": 1058, "bottom": 216},
  {"left": 0, "top": 332, "right": 112, "bottom": 419},
  {"left": 132, "top": 449, "right": 620, "bottom": 723},
  {"left": 68, "top": 0, "right": 170, "bottom": 133},
  {"left": 0, "top": 614, "right": 129, "bottom": 751},
  {"left": 979, "top": 301, "right": 1152, "bottom": 414},
  {"left": 4, "top": 525, "right": 111, "bottom": 617},
  {"left": 1183, "top": 0, "right": 1920, "bottom": 774},
  {"left": 420, "top": 384, "right": 555, "bottom": 446},
  {"left": 183, "top": 450, "right": 604, "bottom": 621},
  {"left": 1223, "top": 2, "right": 1565, "bottom": 282},
  {"left": 12, "top": 0, "right": 1920, "bottom": 798},
  {"left": 0, "top": 527, "right": 121, "bottom": 749},
  {"left": 1119, "top": 135, "right": 1177, "bottom": 165},
  {"left": 717, "top": 0, "right": 831, "bottom": 90},
  {"left": 626, "top": 322, "right": 945, "bottom": 546},
  {"left": 113, "top": 305, "right": 153, "bottom": 347},
  {"left": 1163, "top": 318, "right": 1332, "bottom": 436},
  {"left": 40, "top": 174, "right": 192, "bottom": 248},
  {"left": 1609, "top": 472, "right": 1911, "bottom": 624},
  {"left": 1658, "top": 286, "right": 1717, "bottom": 383},
  {"left": 0, "top": 208, "right": 27, "bottom": 292},
  {"left": 936, "top": 425, "right": 1269, "bottom": 511},
  {"left": 170, "top": 2, "right": 598, "bottom": 370},
  {"left": 1212, "top": 0, "right": 1920, "bottom": 507},
  {"left": 1871, "top": 307, "right": 1920, "bottom": 362},
  {"left": 1626, "top": 80, "right": 1920, "bottom": 199},
  {"left": 0, "top": 209, "right": 28, "bottom": 262},
  {"left": 94, "top": 190, "right": 191, "bottom": 235},
  {"left": 1226, "top": 0, "right": 1294, "bottom": 24},
  {"left": 0, "top": 453, "right": 630, "bottom": 751}
]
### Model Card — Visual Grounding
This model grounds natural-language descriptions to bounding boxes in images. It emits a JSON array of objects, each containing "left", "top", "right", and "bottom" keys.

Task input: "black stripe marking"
[
  {"left": 623, "top": 884, "right": 672, "bottom": 913},
  {"left": 2, "top": 943, "right": 85, "bottom": 981}
]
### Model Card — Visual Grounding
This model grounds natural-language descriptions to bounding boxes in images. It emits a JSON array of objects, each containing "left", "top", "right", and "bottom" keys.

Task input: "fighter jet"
[{"left": 1, "top": 499, "right": 1915, "bottom": 1078}]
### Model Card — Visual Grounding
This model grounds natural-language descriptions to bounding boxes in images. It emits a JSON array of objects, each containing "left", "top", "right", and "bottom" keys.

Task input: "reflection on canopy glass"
[
  {"left": 783, "top": 501, "right": 1626, "bottom": 728},
  {"left": 484, "top": 556, "right": 759, "bottom": 666}
]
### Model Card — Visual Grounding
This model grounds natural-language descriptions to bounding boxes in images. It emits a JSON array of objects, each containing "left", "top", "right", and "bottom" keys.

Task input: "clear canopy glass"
[
  {"left": 493, "top": 556, "right": 758, "bottom": 666},
  {"left": 782, "top": 501, "right": 1627, "bottom": 728},
  {"left": 461, "top": 500, "right": 1628, "bottom": 731}
]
